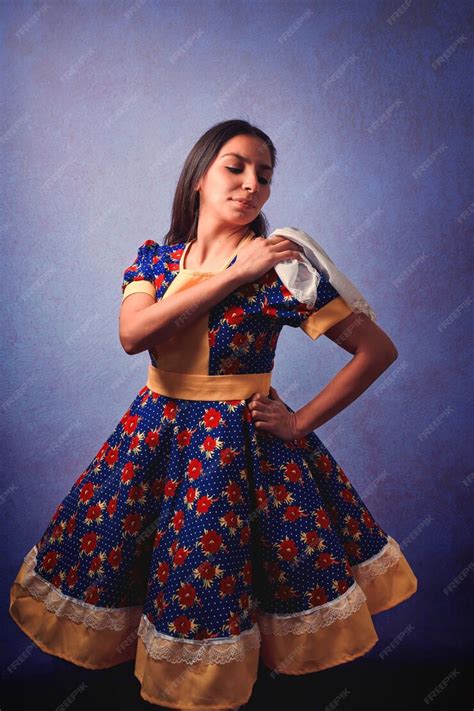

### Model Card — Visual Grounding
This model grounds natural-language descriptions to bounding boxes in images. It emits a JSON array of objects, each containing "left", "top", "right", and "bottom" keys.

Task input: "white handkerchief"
[{"left": 268, "top": 226, "right": 377, "bottom": 322}]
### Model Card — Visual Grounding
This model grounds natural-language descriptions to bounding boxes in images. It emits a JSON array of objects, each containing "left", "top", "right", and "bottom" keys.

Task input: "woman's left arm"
[
  {"left": 248, "top": 312, "right": 398, "bottom": 440},
  {"left": 293, "top": 311, "right": 398, "bottom": 438}
]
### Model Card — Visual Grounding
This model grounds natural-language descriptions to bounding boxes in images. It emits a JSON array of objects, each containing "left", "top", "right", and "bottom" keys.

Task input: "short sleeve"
[
  {"left": 121, "top": 240, "right": 159, "bottom": 303},
  {"left": 298, "top": 271, "right": 354, "bottom": 340}
]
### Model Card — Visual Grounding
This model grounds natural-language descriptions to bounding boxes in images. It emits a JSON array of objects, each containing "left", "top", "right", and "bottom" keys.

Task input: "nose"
[{"left": 241, "top": 172, "right": 260, "bottom": 194}]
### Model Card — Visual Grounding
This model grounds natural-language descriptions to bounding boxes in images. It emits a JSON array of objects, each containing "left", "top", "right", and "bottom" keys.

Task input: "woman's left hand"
[{"left": 247, "top": 386, "right": 301, "bottom": 441}]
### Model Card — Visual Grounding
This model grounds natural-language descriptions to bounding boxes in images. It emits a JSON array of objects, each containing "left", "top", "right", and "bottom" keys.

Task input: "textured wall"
[{"left": 1, "top": 0, "right": 472, "bottom": 701}]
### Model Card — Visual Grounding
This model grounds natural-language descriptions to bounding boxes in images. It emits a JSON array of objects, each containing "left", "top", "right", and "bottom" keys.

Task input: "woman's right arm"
[{"left": 119, "top": 236, "right": 304, "bottom": 355}]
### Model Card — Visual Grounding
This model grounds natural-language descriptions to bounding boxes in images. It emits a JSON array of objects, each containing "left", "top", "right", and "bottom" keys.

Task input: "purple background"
[{"left": 1, "top": 0, "right": 472, "bottom": 709}]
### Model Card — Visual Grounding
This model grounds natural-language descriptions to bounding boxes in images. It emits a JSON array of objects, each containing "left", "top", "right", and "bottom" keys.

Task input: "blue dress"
[{"left": 9, "top": 233, "right": 418, "bottom": 710}]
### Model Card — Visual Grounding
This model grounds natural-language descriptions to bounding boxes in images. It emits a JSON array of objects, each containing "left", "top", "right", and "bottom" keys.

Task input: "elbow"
[{"left": 119, "top": 330, "right": 140, "bottom": 356}]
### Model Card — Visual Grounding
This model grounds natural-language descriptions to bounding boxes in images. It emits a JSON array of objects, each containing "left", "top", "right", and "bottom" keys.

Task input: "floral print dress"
[{"left": 9, "top": 230, "right": 418, "bottom": 710}]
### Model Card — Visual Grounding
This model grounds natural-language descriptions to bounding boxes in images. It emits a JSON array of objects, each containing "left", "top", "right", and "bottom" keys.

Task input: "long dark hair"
[{"left": 163, "top": 119, "right": 277, "bottom": 246}]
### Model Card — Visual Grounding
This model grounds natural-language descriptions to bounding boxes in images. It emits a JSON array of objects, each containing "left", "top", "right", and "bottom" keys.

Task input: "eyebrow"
[{"left": 220, "top": 152, "right": 273, "bottom": 172}]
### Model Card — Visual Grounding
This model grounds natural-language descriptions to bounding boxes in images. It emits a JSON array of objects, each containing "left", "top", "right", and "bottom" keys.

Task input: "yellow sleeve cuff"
[
  {"left": 122, "top": 280, "right": 157, "bottom": 302},
  {"left": 299, "top": 296, "right": 353, "bottom": 340}
]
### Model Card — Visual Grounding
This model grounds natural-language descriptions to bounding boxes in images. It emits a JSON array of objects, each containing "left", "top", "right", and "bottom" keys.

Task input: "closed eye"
[{"left": 226, "top": 166, "right": 271, "bottom": 185}]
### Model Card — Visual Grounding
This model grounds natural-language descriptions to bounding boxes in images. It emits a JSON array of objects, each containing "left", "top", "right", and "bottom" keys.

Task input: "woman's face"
[{"left": 195, "top": 134, "right": 273, "bottom": 228}]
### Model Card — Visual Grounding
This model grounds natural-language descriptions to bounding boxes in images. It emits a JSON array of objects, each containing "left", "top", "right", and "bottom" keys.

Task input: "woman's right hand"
[{"left": 232, "top": 235, "right": 305, "bottom": 284}]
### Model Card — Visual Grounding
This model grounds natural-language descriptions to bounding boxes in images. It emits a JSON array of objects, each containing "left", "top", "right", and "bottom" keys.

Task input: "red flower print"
[
  {"left": 196, "top": 495, "right": 217, "bottom": 515},
  {"left": 41, "top": 550, "right": 59, "bottom": 572},
  {"left": 344, "top": 541, "right": 362, "bottom": 561},
  {"left": 230, "top": 331, "right": 251, "bottom": 350},
  {"left": 79, "top": 482, "right": 95, "bottom": 504},
  {"left": 95, "top": 442, "right": 108, "bottom": 462},
  {"left": 283, "top": 461, "right": 303, "bottom": 484},
  {"left": 194, "top": 560, "right": 224, "bottom": 588},
  {"left": 240, "top": 525, "right": 251, "bottom": 545},
  {"left": 51, "top": 572, "right": 64, "bottom": 588},
  {"left": 105, "top": 446, "right": 120, "bottom": 467},
  {"left": 75, "top": 469, "right": 89, "bottom": 487},
  {"left": 219, "top": 447, "right": 239, "bottom": 466},
  {"left": 255, "top": 486, "right": 269, "bottom": 511},
  {"left": 80, "top": 531, "right": 98, "bottom": 556},
  {"left": 219, "top": 356, "right": 243, "bottom": 374},
  {"left": 172, "top": 509, "right": 185, "bottom": 533},
  {"left": 153, "top": 591, "right": 168, "bottom": 617},
  {"left": 122, "top": 413, "right": 139, "bottom": 436},
  {"left": 145, "top": 429, "right": 160, "bottom": 449},
  {"left": 172, "top": 546, "right": 192, "bottom": 567},
  {"left": 209, "top": 328, "right": 218, "bottom": 348},
  {"left": 107, "top": 495, "right": 118, "bottom": 518},
  {"left": 66, "top": 513, "right": 77, "bottom": 536},
  {"left": 164, "top": 478, "right": 179, "bottom": 498},
  {"left": 121, "top": 462, "right": 136, "bottom": 484},
  {"left": 108, "top": 545, "right": 122, "bottom": 570},
  {"left": 277, "top": 538, "right": 298, "bottom": 562},
  {"left": 307, "top": 585, "right": 329, "bottom": 606},
  {"left": 163, "top": 401, "right": 178, "bottom": 421},
  {"left": 283, "top": 505, "right": 309, "bottom": 522},
  {"left": 66, "top": 564, "right": 79, "bottom": 589},
  {"left": 84, "top": 501, "right": 105, "bottom": 526},
  {"left": 262, "top": 297, "right": 277, "bottom": 319},
  {"left": 224, "top": 481, "right": 242, "bottom": 505},
  {"left": 219, "top": 575, "right": 237, "bottom": 596},
  {"left": 176, "top": 428, "right": 193, "bottom": 447},
  {"left": 341, "top": 489, "right": 356, "bottom": 505},
  {"left": 151, "top": 478, "right": 164, "bottom": 498},
  {"left": 88, "top": 552, "right": 105, "bottom": 577},
  {"left": 255, "top": 333, "right": 266, "bottom": 352},
  {"left": 199, "top": 530, "right": 223, "bottom": 555},
  {"left": 223, "top": 304, "right": 245, "bottom": 327},
  {"left": 51, "top": 521, "right": 65, "bottom": 543},
  {"left": 224, "top": 612, "right": 241, "bottom": 635},
  {"left": 242, "top": 560, "right": 252, "bottom": 585},
  {"left": 362, "top": 511, "right": 376, "bottom": 528},
  {"left": 345, "top": 516, "right": 360, "bottom": 536},
  {"left": 169, "top": 615, "right": 198, "bottom": 636},
  {"left": 127, "top": 482, "right": 148, "bottom": 506},
  {"left": 128, "top": 433, "right": 144, "bottom": 453},
  {"left": 337, "top": 466, "right": 350, "bottom": 485},
  {"left": 301, "top": 530, "right": 324, "bottom": 552},
  {"left": 316, "top": 453, "right": 332, "bottom": 474},
  {"left": 83, "top": 585, "right": 101, "bottom": 605},
  {"left": 203, "top": 408, "right": 223, "bottom": 429},
  {"left": 315, "top": 508, "right": 331, "bottom": 529},
  {"left": 185, "top": 486, "right": 197, "bottom": 507},
  {"left": 333, "top": 579, "right": 350, "bottom": 595},
  {"left": 270, "top": 484, "right": 291, "bottom": 505},
  {"left": 220, "top": 510, "right": 239, "bottom": 532},
  {"left": 155, "top": 560, "right": 170, "bottom": 585},
  {"left": 122, "top": 512, "right": 142, "bottom": 536},
  {"left": 187, "top": 459, "right": 203, "bottom": 481},
  {"left": 200, "top": 435, "right": 223, "bottom": 458},
  {"left": 264, "top": 560, "right": 283, "bottom": 582},
  {"left": 316, "top": 551, "right": 338, "bottom": 569},
  {"left": 239, "top": 592, "right": 249, "bottom": 610},
  {"left": 261, "top": 459, "right": 278, "bottom": 474},
  {"left": 175, "top": 582, "right": 198, "bottom": 609}
]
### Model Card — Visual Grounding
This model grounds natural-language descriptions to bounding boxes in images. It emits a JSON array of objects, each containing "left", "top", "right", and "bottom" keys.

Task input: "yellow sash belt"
[{"left": 146, "top": 364, "right": 272, "bottom": 401}]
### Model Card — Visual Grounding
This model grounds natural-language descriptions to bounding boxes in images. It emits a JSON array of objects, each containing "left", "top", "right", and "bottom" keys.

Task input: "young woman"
[{"left": 10, "top": 119, "right": 417, "bottom": 710}]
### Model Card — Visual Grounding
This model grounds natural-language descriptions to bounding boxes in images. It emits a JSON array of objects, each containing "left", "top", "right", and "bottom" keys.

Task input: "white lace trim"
[
  {"left": 18, "top": 545, "right": 142, "bottom": 631},
  {"left": 18, "top": 535, "right": 401, "bottom": 652},
  {"left": 137, "top": 613, "right": 262, "bottom": 665},
  {"left": 350, "top": 298, "right": 377, "bottom": 322},
  {"left": 351, "top": 535, "right": 401, "bottom": 585},
  {"left": 257, "top": 581, "right": 367, "bottom": 636}
]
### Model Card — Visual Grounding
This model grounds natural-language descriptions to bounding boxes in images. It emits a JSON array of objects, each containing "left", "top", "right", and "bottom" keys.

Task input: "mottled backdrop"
[{"left": 1, "top": 1, "right": 472, "bottom": 709}]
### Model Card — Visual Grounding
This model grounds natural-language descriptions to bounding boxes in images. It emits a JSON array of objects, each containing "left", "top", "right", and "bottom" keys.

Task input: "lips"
[{"left": 233, "top": 199, "right": 255, "bottom": 208}]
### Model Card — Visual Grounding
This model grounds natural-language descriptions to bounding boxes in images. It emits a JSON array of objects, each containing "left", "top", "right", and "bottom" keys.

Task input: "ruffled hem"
[{"left": 10, "top": 533, "right": 417, "bottom": 705}]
